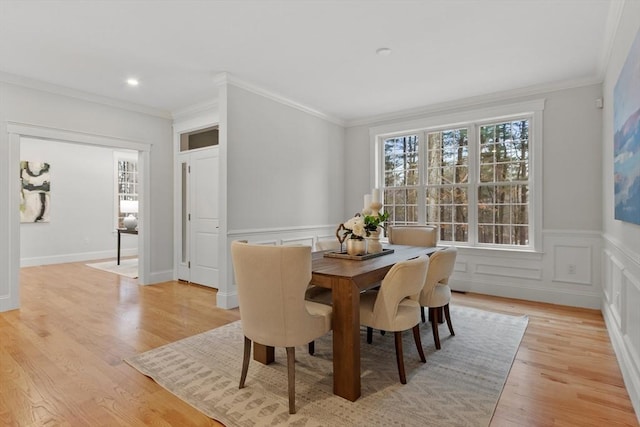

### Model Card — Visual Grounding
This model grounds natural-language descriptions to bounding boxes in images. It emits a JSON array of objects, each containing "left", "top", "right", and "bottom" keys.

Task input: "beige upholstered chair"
[
  {"left": 359, "top": 256, "right": 430, "bottom": 384},
  {"left": 315, "top": 238, "right": 341, "bottom": 252},
  {"left": 230, "top": 241, "right": 332, "bottom": 414},
  {"left": 419, "top": 247, "right": 457, "bottom": 350},
  {"left": 387, "top": 225, "right": 438, "bottom": 247}
]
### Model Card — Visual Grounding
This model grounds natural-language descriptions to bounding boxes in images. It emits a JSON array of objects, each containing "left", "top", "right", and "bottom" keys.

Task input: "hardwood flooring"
[{"left": 1, "top": 261, "right": 637, "bottom": 426}]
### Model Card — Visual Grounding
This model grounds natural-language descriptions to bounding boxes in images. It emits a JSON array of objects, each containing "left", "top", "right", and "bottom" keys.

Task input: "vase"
[
  {"left": 346, "top": 238, "right": 367, "bottom": 256},
  {"left": 366, "top": 228, "right": 383, "bottom": 254}
]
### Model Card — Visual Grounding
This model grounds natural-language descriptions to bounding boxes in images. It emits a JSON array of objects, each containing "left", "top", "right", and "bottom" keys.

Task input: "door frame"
[
  {"left": 172, "top": 117, "right": 220, "bottom": 283},
  {"left": 6, "top": 122, "right": 151, "bottom": 309},
  {"left": 176, "top": 146, "right": 220, "bottom": 285}
]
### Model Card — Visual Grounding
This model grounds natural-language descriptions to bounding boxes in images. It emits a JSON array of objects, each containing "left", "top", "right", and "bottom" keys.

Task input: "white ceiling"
[{"left": 0, "top": 0, "right": 619, "bottom": 123}]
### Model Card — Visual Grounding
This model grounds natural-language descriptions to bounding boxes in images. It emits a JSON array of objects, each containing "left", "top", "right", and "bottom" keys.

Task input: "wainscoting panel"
[
  {"left": 281, "top": 236, "right": 315, "bottom": 247},
  {"left": 602, "top": 234, "right": 640, "bottom": 421},
  {"left": 553, "top": 244, "right": 592, "bottom": 285},
  {"left": 449, "top": 230, "right": 602, "bottom": 308},
  {"left": 624, "top": 270, "right": 640, "bottom": 372},
  {"left": 475, "top": 263, "right": 542, "bottom": 280}
]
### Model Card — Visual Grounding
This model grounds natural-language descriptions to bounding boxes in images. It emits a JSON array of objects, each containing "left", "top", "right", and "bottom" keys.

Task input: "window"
[
  {"left": 377, "top": 101, "right": 542, "bottom": 250},
  {"left": 114, "top": 152, "right": 138, "bottom": 229}
]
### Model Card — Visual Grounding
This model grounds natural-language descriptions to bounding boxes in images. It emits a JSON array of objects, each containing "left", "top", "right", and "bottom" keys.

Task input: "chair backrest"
[
  {"left": 371, "top": 256, "right": 429, "bottom": 326},
  {"left": 421, "top": 247, "right": 457, "bottom": 298},
  {"left": 387, "top": 225, "right": 438, "bottom": 247},
  {"left": 231, "top": 241, "right": 317, "bottom": 347},
  {"left": 316, "top": 239, "right": 341, "bottom": 252}
]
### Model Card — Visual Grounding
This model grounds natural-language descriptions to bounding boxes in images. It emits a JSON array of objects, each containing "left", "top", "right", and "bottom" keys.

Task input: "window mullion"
[
  {"left": 418, "top": 131, "right": 426, "bottom": 223},
  {"left": 467, "top": 124, "right": 479, "bottom": 246}
]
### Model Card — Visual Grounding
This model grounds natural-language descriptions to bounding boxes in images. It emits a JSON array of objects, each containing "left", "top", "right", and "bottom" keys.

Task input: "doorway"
[
  {"left": 177, "top": 146, "right": 220, "bottom": 287},
  {"left": 5, "top": 122, "right": 151, "bottom": 311},
  {"left": 176, "top": 125, "right": 220, "bottom": 288}
]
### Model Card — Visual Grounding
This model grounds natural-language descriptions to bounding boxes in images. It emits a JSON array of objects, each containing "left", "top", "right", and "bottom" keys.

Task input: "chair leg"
[
  {"left": 421, "top": 306, "right": 426, "bottom": 323},
  {"left": 286, "top": 346, "right": 296, "bottom": 414},
  {"left": 367, "top": 327, "right": 373, "bottom": 344},
  {"left": 308, "top": 341, "right": 315, "bottom": 355},
  {"left": 412, "top": 324, "right": 426, "bottom": 363},
  {"left": 444, "top": 303, "right": 455, "bottom": 336},
  {"left": 394, "top": 331, "right": 407, "bottom": 384},
  {"left": 239, "top": 336, "right": 251, "bottom": 389},
  {"left": 430, "top": 307, "right": 441, "bottom": 350}
]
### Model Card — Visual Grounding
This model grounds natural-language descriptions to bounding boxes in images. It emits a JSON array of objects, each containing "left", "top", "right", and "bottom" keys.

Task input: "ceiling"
[{"left": 0, "top": 0, "right": 619, "bottom": 124}]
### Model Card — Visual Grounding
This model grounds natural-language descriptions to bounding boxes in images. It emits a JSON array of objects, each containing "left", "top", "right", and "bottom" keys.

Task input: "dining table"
[{"left": 252, "top": 244, "right": 439, "bottom": 402}]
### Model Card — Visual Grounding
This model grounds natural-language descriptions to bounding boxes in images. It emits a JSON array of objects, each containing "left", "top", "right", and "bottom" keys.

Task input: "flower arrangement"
[
  {"left": 364, "top": 211, "right": 389, "bottom": 233},
  {"left": 343, "top": 211, "right": 389, "bottom": 240},
  {"left": 343, "top": 215, "right": 367, "bottom": 240}
]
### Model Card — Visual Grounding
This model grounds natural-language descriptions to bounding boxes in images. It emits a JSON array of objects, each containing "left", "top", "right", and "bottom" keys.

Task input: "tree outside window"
[{"left": 381, "top": 117, "right": 532, "bottom": 248}]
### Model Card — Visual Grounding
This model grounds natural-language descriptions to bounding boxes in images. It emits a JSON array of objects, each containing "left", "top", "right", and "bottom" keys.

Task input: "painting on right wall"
[{"left": 614, "top": 27, "right": 640, "bottom": 226}]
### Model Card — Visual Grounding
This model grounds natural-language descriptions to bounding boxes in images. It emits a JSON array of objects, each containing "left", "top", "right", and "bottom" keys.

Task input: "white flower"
[
  {"left": 344, "top": 216, "right": 366, "bottom": 238},
  {"left": 352, "top": 222, "right": 366, "bottom": 237}
]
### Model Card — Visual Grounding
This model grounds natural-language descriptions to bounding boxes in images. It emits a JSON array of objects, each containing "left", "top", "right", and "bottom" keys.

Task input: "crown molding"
[
  {"left": 596, "top": 0, "right": 626, "bottom": 80},
  {"left": 212, "top": 72, "right": 345, "bottom": 127},
  {"left": 171, "top": 99, "right": 219, "bottom": 121},
  {"left": 346, "top": 77, "right": 603, "bottom": 128},
  {"left": 0, "top": 71, "right": 172, "bottom": 119}
]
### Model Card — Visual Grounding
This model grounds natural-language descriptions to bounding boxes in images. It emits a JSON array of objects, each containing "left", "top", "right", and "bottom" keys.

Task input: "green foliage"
[{"left": 364, "top": 211, "right": 389, "bottom": 232}]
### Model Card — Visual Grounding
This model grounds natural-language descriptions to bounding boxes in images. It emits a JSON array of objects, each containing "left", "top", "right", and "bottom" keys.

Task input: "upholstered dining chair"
[
  {"left": 419, "top": 246, "right": 457, "bottom": 350},
  {"left": 387, "top": 224, "right": 438, "bottom": 247},
  {"left": 359, "top": 256, "right": 430, "bottom": 384},
  {"left": 305, "top": 239, "right": 340, "bottom": 307},
  {"left": 315, "top": 238, "right": 341, "bottom": 252},
  {"left": 230, "top": 241, "right": 333, "bottom": 414}
]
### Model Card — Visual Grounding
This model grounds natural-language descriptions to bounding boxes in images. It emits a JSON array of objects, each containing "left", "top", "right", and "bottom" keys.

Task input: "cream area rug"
[
  {"left": 126, "top": 306, "right": 527, "bottom": 427},
  {"left": 86, "top": 258, "right": 138, "bottom": 279}
]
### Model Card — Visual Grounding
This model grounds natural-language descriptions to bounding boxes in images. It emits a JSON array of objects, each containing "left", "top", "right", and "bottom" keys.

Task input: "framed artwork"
[
  {"left": 614, "top": 27, "right": 640, "bottom": 226},
  {"left": 20, "top": 161, "right": 51, "bottom": 223}
]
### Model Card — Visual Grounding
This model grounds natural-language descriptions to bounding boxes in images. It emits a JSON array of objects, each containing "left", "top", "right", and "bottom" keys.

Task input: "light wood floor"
[{"left": 1, "top": 261, "right": 637, "bottom": 426}]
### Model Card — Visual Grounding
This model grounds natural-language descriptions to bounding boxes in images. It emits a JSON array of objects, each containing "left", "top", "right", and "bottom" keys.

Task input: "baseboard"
[
  {"left": 143, "top": 269, "right": 174, "bottom": 285},
  {"left": 216, "top": 290, "right": 238, "bottom": 310},
  {"left": 451, "top": 278, "right": 601, "bottom": 309},
  {"left": 602, "top": 302, "right": 640, "bottom": 422},
  {"left": 20, "top": 248, "right": 138, "bottom": 267}
]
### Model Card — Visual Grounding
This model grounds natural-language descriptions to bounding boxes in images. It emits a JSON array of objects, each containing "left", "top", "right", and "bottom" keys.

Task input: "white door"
[{"left": 177, "top": 147, "right": 219, "bottom": 287}]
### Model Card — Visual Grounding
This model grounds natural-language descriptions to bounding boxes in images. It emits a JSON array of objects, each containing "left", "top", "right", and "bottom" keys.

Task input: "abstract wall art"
[
  {"left": 614, "top": 27, "right": 640, "bottom": 226},
  {"left": 20, "top": 161, "right": 51, "bottom": 223}
]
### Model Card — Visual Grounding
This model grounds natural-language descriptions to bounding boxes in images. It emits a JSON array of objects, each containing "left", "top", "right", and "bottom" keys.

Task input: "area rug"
[
  {"left": 126, "top": 306, "right": 527, "bottom": 427},
  {"left": 86, "top": 258, "right": 138, "bottom": 279}
]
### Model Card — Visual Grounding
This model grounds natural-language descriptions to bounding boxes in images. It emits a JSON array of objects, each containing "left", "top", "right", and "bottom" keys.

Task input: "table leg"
[
  {"left": 331, "top": 277, "right": 361, "bottom": 401},
  {"left": 117, "top": 230, "right": 121, "bottom": 265},
  {"left": 253, "top": 343, "right": 275, "bottom": 364}
]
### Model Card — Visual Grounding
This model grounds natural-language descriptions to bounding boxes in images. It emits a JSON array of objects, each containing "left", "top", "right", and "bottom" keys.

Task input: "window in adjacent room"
[{"left": 114, "top": 151, "right": 138, "bottom": 229}]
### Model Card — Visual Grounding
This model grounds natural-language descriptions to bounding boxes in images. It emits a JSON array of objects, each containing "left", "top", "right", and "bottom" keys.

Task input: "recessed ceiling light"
[
  {"left": 376, "top": 47, "right": 392, "bottom": 56},
  {"left": 126, "top": 78, "right": 139, "bottom": 86}
]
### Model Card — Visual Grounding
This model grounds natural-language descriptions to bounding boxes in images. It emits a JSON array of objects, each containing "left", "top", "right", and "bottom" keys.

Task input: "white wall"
[
  {"left": 346, "top": 83, "right": 604, "bottom": 309},
  {"left": 218, "top": 82, "right": 345, "bottom": 308},
  {"left": 0, "top": 81, "right": 174, "bottom": 311},
  {"left": 20, "top": 138, "right": 137, "bottom": 266},
  {"left": 601, "top": 0, "right": 640, "bottom": 418}
]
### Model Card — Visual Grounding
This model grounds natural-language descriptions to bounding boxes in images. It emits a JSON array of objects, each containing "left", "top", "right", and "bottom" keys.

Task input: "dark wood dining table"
[{"left": 253, "top": 244, "right": 439, "bottom": 402}]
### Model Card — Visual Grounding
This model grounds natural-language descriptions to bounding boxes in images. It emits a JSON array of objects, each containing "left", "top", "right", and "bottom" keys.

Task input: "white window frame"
[
  {"left": 113, "top": 151, "right": 138, "bottom": 230},
  {"left": 370, "top": 99, "right": 544, "bottom": 252}
]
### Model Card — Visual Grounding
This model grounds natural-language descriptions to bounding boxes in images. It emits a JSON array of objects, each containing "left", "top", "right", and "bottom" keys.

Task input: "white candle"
[
  {"left": 364, "top": 194, "right": 372, "bottom": 210},
  {"left": 372, "top": 188, "right": 380, "bottom": 203}
]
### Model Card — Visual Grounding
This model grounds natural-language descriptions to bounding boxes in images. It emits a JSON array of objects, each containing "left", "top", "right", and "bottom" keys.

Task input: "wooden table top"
[{"left": 311, "top": 244, "right": 438, "bottom": 289}]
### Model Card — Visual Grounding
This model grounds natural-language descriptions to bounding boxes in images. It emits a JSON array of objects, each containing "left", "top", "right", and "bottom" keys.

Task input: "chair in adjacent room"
[
  {"left": 419, "top": 246, "right": 457, "bottom": 350},
  {"left": 230, "top": 241, "right": 333, "bottom": 414},
  {"left": 358, "top": 256, "right": 430, "bottom": 384},
  {"left": 387, "top": 224, "right": 438, "bottom": 247}
]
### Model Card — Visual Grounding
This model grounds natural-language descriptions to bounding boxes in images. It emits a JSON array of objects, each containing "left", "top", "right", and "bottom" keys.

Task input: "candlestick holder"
[{"left": 369, "top": 201, "right": 382, "bottom": 217}]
